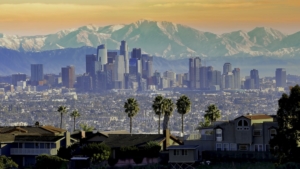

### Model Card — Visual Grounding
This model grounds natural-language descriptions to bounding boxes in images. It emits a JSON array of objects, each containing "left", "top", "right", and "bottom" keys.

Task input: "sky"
[{"left": 0, "top": 0, "right": 300, "bottom": 35}]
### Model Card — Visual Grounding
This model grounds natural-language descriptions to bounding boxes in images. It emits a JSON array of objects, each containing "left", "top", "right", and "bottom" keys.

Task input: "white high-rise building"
[
  {"left": 115, "top": 55, "right": 125, "bottom": 82},
  {"left": 97, "top": 44, "right": 107, "bottom": 70},
  {"left": 120, "top": 41, "right": 129, "bottom": 74}
]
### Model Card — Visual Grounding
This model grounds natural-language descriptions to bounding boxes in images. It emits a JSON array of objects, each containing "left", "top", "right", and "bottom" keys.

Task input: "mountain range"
[{"left": 1, "top": 19, "right": 300, "bottom": 59}]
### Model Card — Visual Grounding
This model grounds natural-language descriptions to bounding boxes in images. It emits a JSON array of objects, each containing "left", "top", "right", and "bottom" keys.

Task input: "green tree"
[
  {"left": 124, "top": 98, "right": 140, "bottom": 133},
  {"left": 204, "top": 104, "right": 221, "bottom": 123},
  {"left": 0, "top": 155, "right": 18, "bottom": 169},
  {"left": 35, "top": 154, "right": 68, "bottom": 169},
  {"left": 70, "top": 110, "right": 80, "bottom": 132},
  {"left": 152, "top": 95, "right": 165, "bottom": 134},
  {"left": 162, "top": 98, "right": 175, "bottom": 130},
  {"left": 81, "top": 143, "right": 111, "bottom": 163},
  {"left": 57, "top": 106, "right": 67, "bottom": 129},
  {"left": 270, "top": 85, "right": 300, "bottom": 164},
  {"left": 79, "top": 123, "right": 94, "bottom": 132},
  {"left": 176, "top": 95, "right": 191, "bottom": 134}
]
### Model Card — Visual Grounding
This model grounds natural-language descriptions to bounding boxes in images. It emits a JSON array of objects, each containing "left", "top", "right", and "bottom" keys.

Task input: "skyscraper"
[
  {"left": 132, "top": 48, "right": 142, "bottom": 60},
  {"left": 223, "top": 63, "right": 232, "bottom": 75},
  {"left": 12, "top": 73, "right": 26, "bottom": 86},
  {"left": 62, "top": 65, "right": 75, "bottom": 88},
  {"left": 189, "top": 58, "right": 195, "bottom": 89},
  {"left": 97, "top": 44, "right": 107, "bottom": 70},
  {"left": 31, "top": 64, "right": 43, "bottom": 85},
  {"left": 199, "top": 66, "right": 208, "bottom": 89},
  {"left": 224, "top": 72, "right": 234, "bottom": 89},
  {"left": 276, "top": 68, "right": 287, "bottom": 88},
  {"left": 250, "top": 69, "right": 260, "bottom": 89},
  {"left": 232, "top": 68, "right": 241, "bottom": 89},
  {"left": 120, "top": 41, "right": 129, "bottom": 73},
  {"left": 114, "top": 55, "right": 125, "bottom": 88},
  {"left": 86, "top": 54, "right": 97, "bottom": 76},
  {"left": 188, "top": 57, "right": 201, "bottom": 89}
]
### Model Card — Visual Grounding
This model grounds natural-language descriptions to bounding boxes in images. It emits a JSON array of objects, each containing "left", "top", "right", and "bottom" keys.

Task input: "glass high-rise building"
[
  {"left": 62, "top": 65, "right": 75, "bottom": 88},
  {"left": 276, "top": 68, "right": 287, "bottom": 88},
  {"left": 250, "top": 69, "right": 260, "bottom": 89},
  {"left": 31, "top": 64, "right": 43, "bottom": 85},
  {"left": 232, "top": 68, "right": 241, "bottom": 89},
  {"left": 223, "top": 63, "right": 232, "bottom": 75},
  {"left": 120, "top": 41, "right": 129, "bottom": 73}
]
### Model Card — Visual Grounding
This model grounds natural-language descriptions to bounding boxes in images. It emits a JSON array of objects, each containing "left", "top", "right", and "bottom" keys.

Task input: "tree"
[
  {"left": 79, "top": 123, "right": 94, "bottom": 132},
  {"left": 152, "top": 95, "right": 165, "bottom": 134},
  {"left": 70, "top": 110, "right": 80, "bottom": 132},
  {"left": 57, "top": 106, "right": 67, "bottom": 129},
  {"left": 176, "top": 95, "right": 191, "bottom": 134},
  {"left": 204, "top": 104, "right": 221, "bottom": 123},
  {"left": 124, "top": 98, "right": 139, "bottom": 133},
  {"left": 81, "top": 143, "right": 111, "bottom": 163},
  {"left": 270, "top": 85, "right": 300, "bottom": 164},
  {"left": 35, "top": 154, "right": 68, "bottom": 169},
  {"left": 0, "top": 155, "right": 18, "bottom": 169},
  {"left": 162, "top": 98, "right": 175, "bottom": 130}
]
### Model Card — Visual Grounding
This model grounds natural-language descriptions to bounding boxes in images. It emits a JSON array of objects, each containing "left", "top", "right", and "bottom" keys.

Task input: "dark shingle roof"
[
  {"left": 102, "top": 134, "right": 165, "bottom": 148},
  {"left": 14, "top": 135, "right": 64, "bottom": 142}
]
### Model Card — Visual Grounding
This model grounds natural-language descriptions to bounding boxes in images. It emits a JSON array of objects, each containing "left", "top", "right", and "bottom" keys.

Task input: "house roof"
[
  {"left": 102, "top": 134, "right": 166, "bottom": 148},
  {"left": 14, "top": 135, "right": 64, "bottom": 142},
  {"left": 0, "top": 126, "right": 66, "bottom": 136},
  {"left": 0, "top": 134, "right": 15, "bottom": 142},
  {"left": 234, "top": 114, "right": 273, "bottom": 120},
  {"left": 167, "top": 145, "right": 200, "bottom": 150}
]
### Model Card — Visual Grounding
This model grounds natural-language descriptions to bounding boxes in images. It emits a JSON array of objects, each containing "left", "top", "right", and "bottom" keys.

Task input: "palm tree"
[
  {"left": 176, "top": 95, "right": 191, "bottom": 135},
  {"left": 152, "top": 95, "right": 165, "bottom": 134},
  {"left": 124, "top": 98, "right": 140, "bottom": 133},
  {"left": 204, "top": 104, "right": 221, "bottom": 123},
  {"left": 162, "top": 98, "right": 175, "bottom": 130},
  {"left": 79, "top": 123, "right": 94, "bottom": 132},
  {"left": 57, "top": 106, "right": 68, "bottom": 129},
  {"left": 70, "top": 110, "right": 80, "bottom": 132}
]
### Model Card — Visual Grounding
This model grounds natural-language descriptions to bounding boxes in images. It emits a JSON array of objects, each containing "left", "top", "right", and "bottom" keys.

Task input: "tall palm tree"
[
  {"left": 162, "top": 98, "right": 175, "bottom": 130},
  {"left": 124, "top": 98, "right": 140, "bottom": 133},
  {"left": 152, "top": 95, "right": 165, "bottom": 134},
  {"left": 204, "top": 104, "right": 221, "bottom": 123},
  {"left": 57, "top": 106, "right": 68, "bottom": 129},
  {"left": 79, "top": 123, "right": 94, "bottom": 132},
  {"left": 176, "top": 95, "right": 191, "bottom": 135},
  {"left": 70, "top": 110, "right": 80, "bottom": 132}
]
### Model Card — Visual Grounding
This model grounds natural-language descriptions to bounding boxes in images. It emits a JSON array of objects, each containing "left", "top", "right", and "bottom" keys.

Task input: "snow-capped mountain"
[{"left": 1, "top": 20, "right": 300, "bottom": 58}]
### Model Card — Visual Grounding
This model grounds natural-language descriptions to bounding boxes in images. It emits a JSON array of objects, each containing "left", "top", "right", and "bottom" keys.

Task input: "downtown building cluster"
[{"left": 188, "top": 57, "right": 287, "bottom": 90}]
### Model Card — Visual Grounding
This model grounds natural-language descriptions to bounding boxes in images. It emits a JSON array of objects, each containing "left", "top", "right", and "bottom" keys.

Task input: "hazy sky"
[{"left": 0, "top": 0, "right": 300, "bottom": 35}]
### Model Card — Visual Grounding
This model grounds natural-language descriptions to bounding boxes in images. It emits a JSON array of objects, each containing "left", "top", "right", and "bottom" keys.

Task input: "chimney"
[
  {"left": 81, "top": 130, "right": 86, "bottom": 139},
  {"left": 64, "top": 131, "right": 71, "bottom": 147},
  {"left": 163, "top": 129, "right": 170, "bottom": 151}
]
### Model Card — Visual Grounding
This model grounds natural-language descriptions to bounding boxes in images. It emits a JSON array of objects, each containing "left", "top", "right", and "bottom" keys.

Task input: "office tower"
[
  {"left": 232, "top": 68, "right": 241, "bottom": 89},
  {"left": 223, "top": 63, "right": 232, "bottom": 75},
  {"left": 212, "top": 70, "right": 222, "bottom": 87},
  {"left": 176, "top": 74, "right": 184, "bottom": 87},
  {"left": 244, "top": 78, "right": 255, "bottom": 89},
  {"left": 62, "top": 65, "right": 75, "bottom": 88},
  {"left": 114, "top": 55, "right": 125, "bottom": 88},
  {"left": 76, "top": 74, "right": 92, "bottom": 92},
  {"left": 132, "top": 48, "right": 142, "bottom": 60},
  {"left": 146, "top": 60, "right": 153, "bottom": 78},
  {"left": 44, "top": 74, "right": 56, "bottom": 86},
  {"left": 250, "top": 69, "right": 260, "bottom": 89},
  {"left": 97, "top": 44, "right": 107, "bottom": 70},
  {"left": 107, "top": 51, "right": 118, "bottom": 63},
  {"left": 31, "top": 64, "right": 43, "bottom": 85},
  {"left": 163, "top": 71, "right": 176, "bottom": 81},
  {"left": 199, "top": 66, "right": 208, "bottom": 89},
  {"left": 12, "top": 73, "right": 26, "bottom": 86},
  {"left": 86, "top": 54, "right": 97, "bottom": 75},
  {"left": 104, "top": 63, "right": 115, "bottom": 89},
  {"left": 188, "top": 57, "right": 201, "bottom": 89},
  {"left": 276, "top": 68, "right": 287, "bottom": 88},
  {"left": 153, "top": 71, "right": 161, "bottom": 88},
  {"left": 120, "top": 41, "right": 129, "bottom": 73},
  {"left": 224, "top": 72, "right": 234, "bottom": 89},
  {"left": 207, "top": 66, "right": 214, "bottom": 87}
]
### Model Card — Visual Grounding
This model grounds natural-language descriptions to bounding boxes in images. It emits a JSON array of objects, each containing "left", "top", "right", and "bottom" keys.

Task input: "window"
[
  {"left": 174, "top": 150, "right": 180, "bottom": 155},
  {"left": 182, "top": 150, "right": 187, "bottom": 155},
  {"left": 237, "top": 120, "right": 249, "bottom": 130},
  {"left": 45, "top": 143, "right": 50, "bottom": 149},
  {"left": 239, "top": 145, "right": 248, "bottom": 151},
  {"left": 253, "top": 130, "right": 262, "bottom": 136},
  {"left": 270, "top": 129, "right": 277, "bottom": 139},
  {"left": 230, "top": 143, "right": 237, "bottom": 151},
  {"left": 223, "top": 143, "right": 229, "bottom": 151},
  {"left": 216, "top": 143, "right": 222, "bottom": 151},
  {"left": 254, "top": 144, "right": 263, "bottom": 152},
  {"left": 216, "top": 129, "right": 222, "bottom": 142},
  {"left": 266, "top": 145, "right": 270, "bottom": 152}
]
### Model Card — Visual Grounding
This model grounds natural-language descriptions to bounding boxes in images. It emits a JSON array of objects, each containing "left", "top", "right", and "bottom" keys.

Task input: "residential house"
[
  {"left": 184, "top": 114, "right": 278, "bottom": 161},
  {"left": 0, "top": 125, "right": 72, "bottom": 168}
]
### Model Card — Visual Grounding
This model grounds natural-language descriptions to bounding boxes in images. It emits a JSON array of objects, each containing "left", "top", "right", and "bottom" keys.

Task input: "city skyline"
[{"left": 0, "top": 0, "right": 300, "bottom": 35}]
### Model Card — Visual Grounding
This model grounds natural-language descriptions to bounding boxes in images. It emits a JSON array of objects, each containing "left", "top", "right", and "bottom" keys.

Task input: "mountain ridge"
[{"left": 0, "top": 20, "right": 300, "bottom": 59}]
